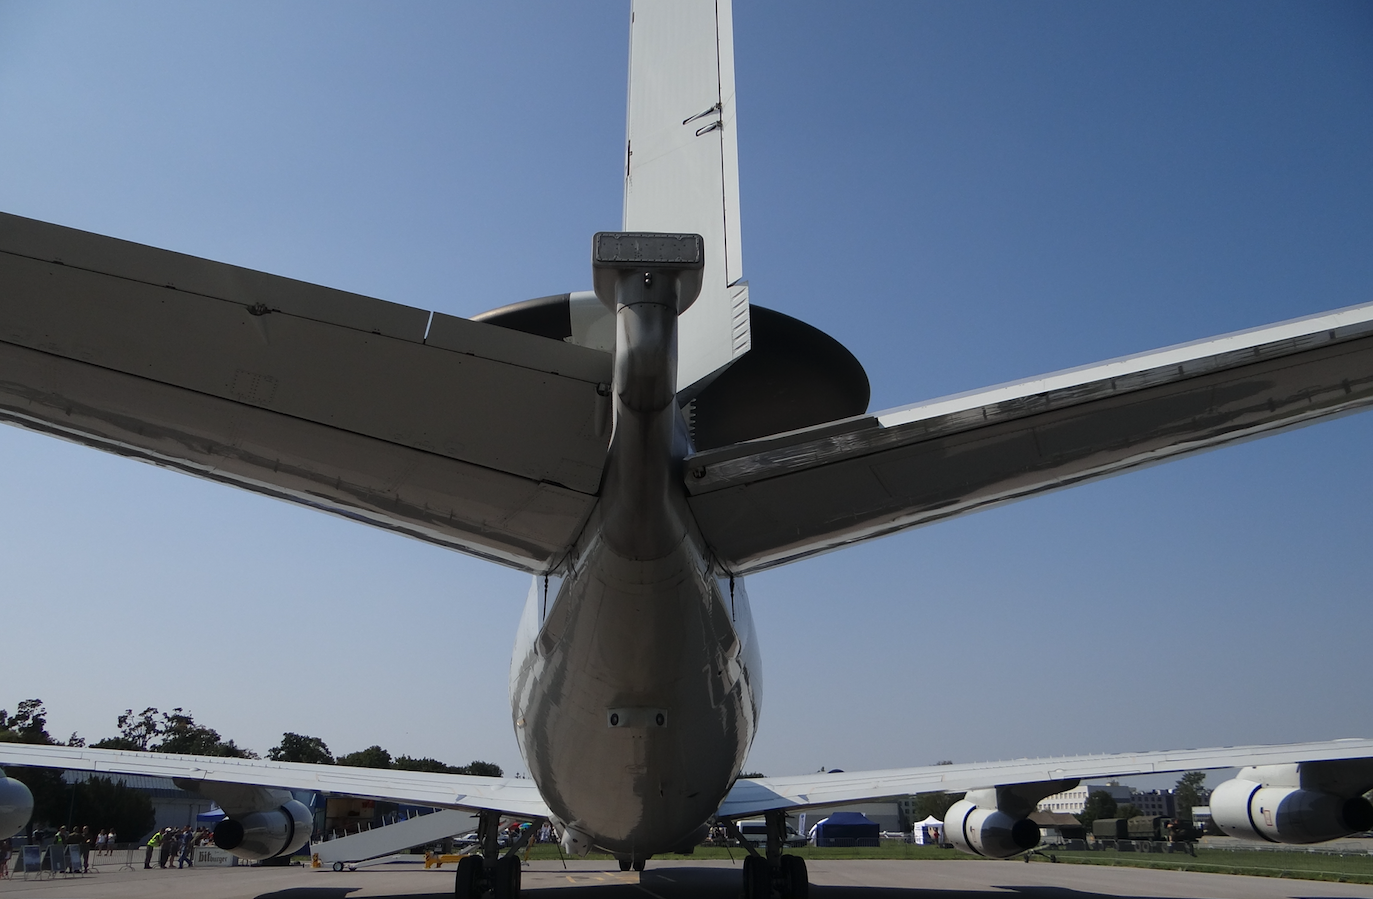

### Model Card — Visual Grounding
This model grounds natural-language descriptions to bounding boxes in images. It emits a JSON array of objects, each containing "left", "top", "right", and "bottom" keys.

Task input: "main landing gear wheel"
[
  {"left": 741, "top": 854, "right": 770, "bottom": 899},
  {"left": 494, "top": 854, "right": 522, "bottom": 899},
  {"left": 632, "top": 857, "right": 646, "bottom": 872},
  {"left": 618, "top": 858, "right": 632, "bottom": 872},
  {"left": 780, "top": 854, "right": 809, "bottom": 899},
  {"left": 454, "top": 855, "right": 483, "bottom": 899}
]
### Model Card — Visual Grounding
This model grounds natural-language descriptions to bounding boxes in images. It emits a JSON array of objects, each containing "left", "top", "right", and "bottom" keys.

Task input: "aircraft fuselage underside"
[{"left": 508, "top": 236, "right": 762, "bottom": 857}]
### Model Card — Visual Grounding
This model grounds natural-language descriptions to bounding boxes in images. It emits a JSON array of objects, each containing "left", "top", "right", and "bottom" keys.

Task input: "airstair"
[{"left": 314, "top": 808, "right": 475, "bottom": 871}]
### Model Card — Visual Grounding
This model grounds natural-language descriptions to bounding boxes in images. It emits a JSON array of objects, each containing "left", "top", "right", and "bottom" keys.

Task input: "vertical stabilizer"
[{"left": 624, "top": 0, "right": 749, "bottom": 393}]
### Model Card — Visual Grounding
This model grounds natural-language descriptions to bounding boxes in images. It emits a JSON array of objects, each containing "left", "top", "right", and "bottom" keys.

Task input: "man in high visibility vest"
[
  {"left": 52, "top": 826, "right": 67, "bottom": 873},
  {"left": 144, "top": 829, "right": 161, "bottom": 869}
]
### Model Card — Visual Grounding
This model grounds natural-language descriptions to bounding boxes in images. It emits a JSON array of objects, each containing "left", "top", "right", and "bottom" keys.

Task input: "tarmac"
[{"left": 2, "top": 857, "right": 1371, "bottom": 899}]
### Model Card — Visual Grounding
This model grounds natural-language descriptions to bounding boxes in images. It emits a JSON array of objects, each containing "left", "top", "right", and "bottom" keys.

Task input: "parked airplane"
[{"left": 2, "top": 4, "right": 1371, "bottom": 898}]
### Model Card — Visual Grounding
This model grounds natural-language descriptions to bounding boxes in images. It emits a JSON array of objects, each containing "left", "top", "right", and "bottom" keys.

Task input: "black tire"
[
  {"left": 494, "top": 855, "right": 521, "bottom": 899},
  {"left": 618, "top": 858, "right": 632, "bottom": 872},
  {"left": 742, "top": 854, "right": 770, "bottom": 899},
  {"left": 454, "top": 855, "right": 483, "bottom": 899},
  {"left": 332, "top": 861, "right": 344, "bottom": 872},
  {"left": 780, "top": 854, "right": 807, "bottom": 899},
  {"left": 632, "top": 857, "right": 646, "bottom": 872}
]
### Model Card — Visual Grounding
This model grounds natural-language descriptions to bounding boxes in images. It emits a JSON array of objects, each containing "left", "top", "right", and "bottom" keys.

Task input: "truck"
[
  {"left": 1092, "top": 818, "right": 1128, "bottom": 841},
  {"left": 1093, "top": 816, "right": 1182, "bottom": 851},
  {"left": 1126, "top": 816, "right": 1173, "bottom": 841}
]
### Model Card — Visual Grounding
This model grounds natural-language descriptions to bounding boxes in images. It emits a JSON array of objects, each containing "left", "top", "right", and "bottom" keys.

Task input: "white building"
[{"left": 1037, "top": 781, "right": 1134, "bottom": 815}]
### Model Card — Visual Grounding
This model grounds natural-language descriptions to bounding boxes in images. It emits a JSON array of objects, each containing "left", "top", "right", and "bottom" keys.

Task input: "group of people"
[
  {"left": 46, "top": 825, "right": 109, "bottom": 873},
  {"left": 143, "top": 826, "right": 213, "bottom": 869}
]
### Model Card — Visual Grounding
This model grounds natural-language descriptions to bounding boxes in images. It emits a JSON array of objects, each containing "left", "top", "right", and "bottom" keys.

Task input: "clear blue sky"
[{"left": 0, "top": 2, "right": 1369, "bottom": 788}]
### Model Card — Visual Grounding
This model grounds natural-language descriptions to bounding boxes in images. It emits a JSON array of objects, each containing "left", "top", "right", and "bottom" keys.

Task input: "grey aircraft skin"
[
  {"left": 509, "top": 241, "right": 763, "bottom": 858},
  {"left": 5, "top": 3, "right": 1373, "bottom": 895}
]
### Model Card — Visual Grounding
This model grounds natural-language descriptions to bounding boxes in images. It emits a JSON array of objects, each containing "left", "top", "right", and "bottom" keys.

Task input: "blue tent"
[{"left": 812, "top": 812, "right": 880, "bottom": 848}]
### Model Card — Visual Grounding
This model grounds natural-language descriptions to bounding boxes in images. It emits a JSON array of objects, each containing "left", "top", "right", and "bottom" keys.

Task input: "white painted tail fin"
[{"left": 624, "top": 0, "right": 750, "bottom": 393}]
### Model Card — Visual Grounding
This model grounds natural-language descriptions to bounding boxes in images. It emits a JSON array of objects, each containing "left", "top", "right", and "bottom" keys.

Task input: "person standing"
[
  {"left": 52, "top": 826, "right": 68, "bottom": 873},
  {"left": 144, "top": 829, "right": 160, "bottom": 869},
  {"left": 79, "top": 826, "right": 92, "bottom": 873},
  {"left": 1, "top": 837, "right": 12, "bottom": 878},
  {"left": 158, "top": 827, "right": 174, "bottom": 868},
  {"left": 177, "top": 827, "right": 194, "bottom": 868}
]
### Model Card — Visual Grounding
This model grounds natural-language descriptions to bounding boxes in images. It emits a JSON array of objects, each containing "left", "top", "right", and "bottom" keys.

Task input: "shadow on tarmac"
[{"left": 251, "top": 865, "right": 1188, "bottom": 899}]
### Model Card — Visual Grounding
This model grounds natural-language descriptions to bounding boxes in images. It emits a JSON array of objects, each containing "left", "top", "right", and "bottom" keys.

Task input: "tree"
[
  {"left": 1079, "top": 790, "right": 1118, "bottom": 831},
  {"left": 737, "top": 772, "right": 765, "bottom": 779},
  {"left": 157, "top": 708, "right": 256, "bottom": 758},
  {"left": 337, "top": 745, "right": 393, "bottom": 769},
  {"left": 461, "top": 761, "right": 503, "bottom": 778},
  {"left": 91, "top": 707, "right": 173, "bottom": 750},
  {"left": 69, "top": 776, "right": 155, "bottom": 843},
  {"left": 1174, "top": 771, "right": 1208, "bottom": 823},
  {"left": 269, "top": 733, "right": 334, "bottom": 764},
  {"left": 395, "top": 755, "right": 463, "bottom": 774},
  {"left": 911, "top": 791, "right": 962, "bottom": 823},
  {"left": 1116, "top": 804, "right": 1142, "bottom": 820},
  {"left": 92, "top": 707, "right": 256, "bottom": 757},
  {"left": 1, "top": 699, "right": 54, "bottom": 744},
  {"left": 335, "top": 746, "right": 500, "bottom": 775},
  {"left": 112, "top": 707, "right": 161, "bottom": 751}
]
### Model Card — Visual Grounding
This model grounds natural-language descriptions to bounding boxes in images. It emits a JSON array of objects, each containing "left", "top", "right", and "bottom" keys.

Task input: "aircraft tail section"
[{"left": 624, "top": 0, "right": 749, "bottom": 392}]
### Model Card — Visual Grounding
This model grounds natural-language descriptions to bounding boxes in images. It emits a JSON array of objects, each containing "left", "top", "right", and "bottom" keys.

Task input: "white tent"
[{"left": 913, "top": 815, "right": 944, "bottom": 845}]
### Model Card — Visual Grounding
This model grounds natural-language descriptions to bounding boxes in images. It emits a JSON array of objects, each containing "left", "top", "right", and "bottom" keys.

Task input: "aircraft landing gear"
[
  {"left": 742, "top": 854, "right": 770, "bottom": 899},
  {"left": 618, "top": 857, "right": 631, "bottom": 872},
  {"left": 454, "top": 855, "right": 483, "bottom": 899},
  {"left": 616, "top": 855, "right": 649, "bottom": 873},
  {"left": 493, "top": 855, "right": 522, "bottom": 898},
  {"left": 725, "top": 812, "right": 808, "bottom": 899},
  {"left": 780, "top": 854, "right": 808, "bottom": 898},
  {"left": 454, "top": 811, "right": 535, "bottom": 898}
]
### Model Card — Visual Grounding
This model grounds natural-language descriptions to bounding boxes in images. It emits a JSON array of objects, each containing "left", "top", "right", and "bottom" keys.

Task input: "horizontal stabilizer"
[
  {"left": 688, "top": 302, "right": 1373, "bottom": 573},
  {"left": 0, "top": 212, "right": 611, "bottom": 572}
]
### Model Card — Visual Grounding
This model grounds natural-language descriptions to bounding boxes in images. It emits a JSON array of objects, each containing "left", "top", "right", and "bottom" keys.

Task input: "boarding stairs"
[{"left": 314, "top": 808, "right": 474, "bottom": 870}]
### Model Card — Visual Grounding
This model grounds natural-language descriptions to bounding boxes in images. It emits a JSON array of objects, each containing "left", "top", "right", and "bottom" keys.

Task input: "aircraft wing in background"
[
  {"left": 0, "top": 212, "right": 612, "bottom": 573},
  {"left": 687, "top": 302, "right": 1373, "bottom": 573},
  {"left": 720, "top": 738, "right": 1373, "bottom": 819},
  {"left": 0, "top": 742, "right": 550, "bottom": 820}
]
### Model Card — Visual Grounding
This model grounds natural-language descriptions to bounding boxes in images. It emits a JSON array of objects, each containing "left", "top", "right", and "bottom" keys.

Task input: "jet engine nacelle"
[
  {"left": 213, "top": 799, "right": 312, "bottom": 861},
  {"left": 943, "top": 798, "right": 1040, "bottom": 859},
  {"left": 0, "top": 771, "right": 34, "bottom": 837},
  {"left": 1211, "top": 778, "right": 1373, "bottom": 844}
]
